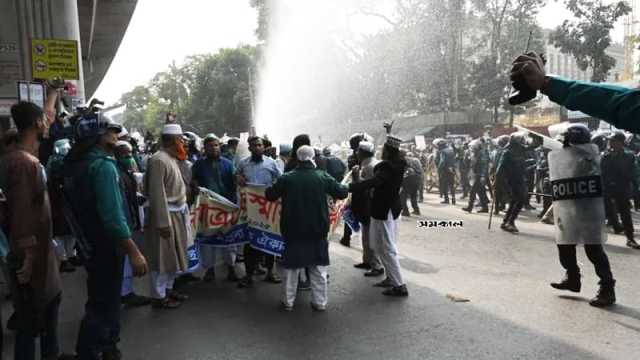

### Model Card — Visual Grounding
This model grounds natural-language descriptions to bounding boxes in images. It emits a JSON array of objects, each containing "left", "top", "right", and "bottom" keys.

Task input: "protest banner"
[{"left": 243, "top": 184, "right": 285, "bottom": 256}]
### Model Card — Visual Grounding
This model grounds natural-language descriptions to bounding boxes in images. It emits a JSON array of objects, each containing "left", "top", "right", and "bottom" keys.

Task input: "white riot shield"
[{"left": 548, "top": 144, "right": 606, "bottom": 245}]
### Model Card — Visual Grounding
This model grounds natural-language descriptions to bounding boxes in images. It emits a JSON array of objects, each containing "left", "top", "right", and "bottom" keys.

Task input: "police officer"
[
  {"left": 496, "top": 132, "right": 529, "bottom": 233},
  {"left": 435, "top": 140, "right": 456, "bottom": 204},
  {"left": 64, "top": 113, "right": 148, "bottom": 359},
  {"left": 601, "top": 131, "right": 640, "bottom": 249},
  {"left": 462, "top": 139, "right": 489, "bottom": 213},
  {"left": 549, "top": 124, "right": 616, "bottom": 307}
]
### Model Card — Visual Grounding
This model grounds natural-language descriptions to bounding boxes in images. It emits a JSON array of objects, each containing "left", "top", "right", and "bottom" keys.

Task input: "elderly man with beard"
[
  {"left": 64, "top": 112, "right": 148, "bottom": 360},
  {"left": 265, "top": 145, "right": 348, "bottom": 311},
  {"left": 144, "top": 124, "right": 190, "bottom": 309}
]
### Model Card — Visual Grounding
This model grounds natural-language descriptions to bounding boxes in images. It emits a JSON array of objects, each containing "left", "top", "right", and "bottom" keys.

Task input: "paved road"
[{"left": 2, "top": 193, "right": 639, "bottom": 359}]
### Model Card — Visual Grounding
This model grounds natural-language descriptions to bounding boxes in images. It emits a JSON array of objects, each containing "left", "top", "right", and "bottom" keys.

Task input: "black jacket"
[
  {"left": 349, "top": 159, "right": 406, "bottom": 220},
  {"left": 601, "top": 150, "right": 636, "bottom": 197}
]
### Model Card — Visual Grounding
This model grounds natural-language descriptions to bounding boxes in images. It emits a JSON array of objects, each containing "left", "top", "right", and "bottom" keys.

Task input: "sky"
[{"left": 93, "top": 0, "right": 627, "bottom": 105}]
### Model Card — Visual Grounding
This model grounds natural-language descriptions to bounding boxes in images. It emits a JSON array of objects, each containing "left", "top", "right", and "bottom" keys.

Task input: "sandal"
[
  {"left": 168, "top": 290, "right": 189, "bottom": 301},
  {"left": 264, "top": 273, "right": 282, "bottom": 284}
]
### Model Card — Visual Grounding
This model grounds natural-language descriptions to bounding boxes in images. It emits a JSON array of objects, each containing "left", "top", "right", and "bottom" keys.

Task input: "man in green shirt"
[
  {"left": 511, "top": 54, "right": 640, "bottom": 133},
  {"left": 64, "top": 113, "right": 148, "bottom": 360}
]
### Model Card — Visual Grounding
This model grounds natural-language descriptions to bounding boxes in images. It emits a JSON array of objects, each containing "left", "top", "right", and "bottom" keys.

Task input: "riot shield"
[{"left": 548, "top": 143, "right": 606, "bottom": 245}]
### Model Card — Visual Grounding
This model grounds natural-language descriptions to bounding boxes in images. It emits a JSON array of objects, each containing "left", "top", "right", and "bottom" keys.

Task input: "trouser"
[
  {"left": 361, "top": 222, "right": 382, "bottom": 270},
  {"left": 440, "top": 169, "right": 455, "bottom": 202},
  {"left": 14, "top": 294, "right": 61, "bottom": 360},
  {"left": 401, "top": 176, "right": 420, "bottom": 213},
  {"left": 76, "top": 251, "right": 124, "bottom": 360},
  {"left": 283, "top": 266, "right": 328, "bottom": 307},
  {"left": 198, "top": 244, "right": 236, "bottom": 270},
  {"left": 525, "top": 171, "right": 535, "bottom": 206},
  {"left": 604, "top": 193, "right": 634, "bottom": 240},
  {"left": 418, "top": 175, "right": 425, "bottom": 202},
  {"left": 244, "top": 244, "right": 275, "bottom": 277},
  {"left": 150, "top": 272, "right": 178, "bottom": 299},
  {"left": 370, "top": 211, "right": 404, "bottom": 287},
  {"left": 460, "top": 169, "right": 470, "bottom": 197},
  {"left": 121, "top": 231, "right": 144, "bottom": 297},
  {"left": 342, "top": 224, "right": 352, "bottom": 242},
  {"left": 467, "top": 177, "right": 488, "bottom": 209},
  {"left": 557, "top": 244, "right": 614, "bottom": 284},
  {"left": 504, "top": 186, "right": 526, "bottom": 225}
]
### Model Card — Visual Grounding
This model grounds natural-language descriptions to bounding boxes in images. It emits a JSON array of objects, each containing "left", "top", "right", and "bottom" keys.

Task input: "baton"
[
  {"left": 528, "top": 192, "right": 552, "bottom": 198},
  {"left": 488, "top": 179, "right": 495, "bottom": 230}
]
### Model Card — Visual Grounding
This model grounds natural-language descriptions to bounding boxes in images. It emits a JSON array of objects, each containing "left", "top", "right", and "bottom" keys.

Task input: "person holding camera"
[{"left": 64, "top": 113, "right": 148, "bottom": 360}]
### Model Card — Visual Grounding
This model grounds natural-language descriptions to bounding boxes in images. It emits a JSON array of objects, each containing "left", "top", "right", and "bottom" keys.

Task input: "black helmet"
[{"left": 563, "top": 123, "right": 591, "bottom": 147}]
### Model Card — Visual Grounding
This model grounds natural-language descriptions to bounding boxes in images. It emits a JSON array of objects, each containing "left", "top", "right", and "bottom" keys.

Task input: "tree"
[
  {"left": 119, "top": 85, "right": 152, "bottom": 131},
  {"left": 549, "top": 0, "right": 630, "bottom": 82},
  {"left": 249, "top": 0, "right": 271, "bottom": 42}
]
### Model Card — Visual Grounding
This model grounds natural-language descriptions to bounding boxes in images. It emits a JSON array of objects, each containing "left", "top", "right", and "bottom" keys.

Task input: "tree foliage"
[
  {"left": 549, "top": 0, "right": 630, "bottom": 82},
  {"left": 118, "top": 46, "right": 256, "bottom": 135}
]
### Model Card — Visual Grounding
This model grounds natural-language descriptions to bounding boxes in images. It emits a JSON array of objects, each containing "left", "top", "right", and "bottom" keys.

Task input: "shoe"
[
  {"left": 280, "top": 302, "right": 293, "bottom": 312},
  {"left": 297, "top": 280, "right": 311, "bottom": 291},
  {"left": 121, "top": 293, "right": 152, "bottom": 307},
  {"left": 524, "top": 204, "right": 536, "bottom": 210},
  {"left": 461, "top": 207, "right": 472, "bottom": 213},
  {"left": 613, "top": 228, "right": 624, "bottom": 235},
  {"left": 237, "top": 276, "right": 254, "bottom": 288},
  {"left": 500, "top": 223, "right": 508, "bottom": 231},
  {"left": 440, "top": 199, "right": 450, "bottom": 204},
  {"left": 59, "top": 261, "right": 76, "bottom": 273},
  {"left": 227, "top": 267, "right": 240, "bottom": 282},
  {"left": 311, "top": 302, "right": 326, "bottom": 312},
  {"left": 502, "top": 223, "right": 519, "bottom": 233},
  {"left": 354, "top": 263, "right": 371, "bottom": 270},
  {"left": 102, "top": 349, "right": 123, "bottom": 360},
  {"left": 364, "top": 268, "right": 385, "bottom": 277},
  {"left": 265, "top": 273, "right": 282, "bottom": 284},
  {"left": 412, "top": 210, "right": 421, "bottom": 216},
  {"left": 477, "top": 208, "right": 489, "bottom": 213},
  {"left": 626, "top": 239, "right": 640, "bottom": 249},
  {"left": 401, "top": 211, "right": 411, "bottom": 217},
  {"left": 151, "top": 297, "right": 182, "bottom": 309},
  {"left": 203, "top": 268, "right": 216, "bottom": 283},
  {"left": 254, "top": 267, "right": 267, "bottom": 276},
  {"left": 451, "top": 199, "right": 456, "bottom": 205},
  {"left": 382, "top": 285, "right": 409, "bottom": 297},
  {"left": 168, "top": 289, "right": 189, "bottom": 301},
  {"left": 589, "top": 281, "right": 616, "bottom": 307},
  {"left": 373, "top": 278, "right": 393, "bottom": 288},
  {"left": 339, "top": 237, "right": 351, "bottom": 247},
  {"left": 550, "top": 274, "right": 581, "bottom": 292}
]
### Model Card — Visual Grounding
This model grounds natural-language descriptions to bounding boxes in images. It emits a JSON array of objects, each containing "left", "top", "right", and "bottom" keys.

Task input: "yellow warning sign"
[{"left": 31, "top": 39, "right": 79, "bottom": 80}]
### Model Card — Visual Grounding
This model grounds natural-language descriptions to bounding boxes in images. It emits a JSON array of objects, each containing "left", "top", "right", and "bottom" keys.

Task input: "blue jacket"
[{"left": 192, "top": 156, "right": 236, "bottom": 203}]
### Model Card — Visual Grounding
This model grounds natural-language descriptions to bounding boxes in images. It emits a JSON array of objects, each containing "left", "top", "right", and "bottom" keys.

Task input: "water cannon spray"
[{"left": 508, "top": 31, "right": 546, "bottom": 106}]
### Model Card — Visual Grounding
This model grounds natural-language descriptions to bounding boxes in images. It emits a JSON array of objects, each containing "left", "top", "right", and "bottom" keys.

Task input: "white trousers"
[
  {"left": 370, "top": 210, "right": 404, "bottom": 287},
  {"left": 150, "top": 272, "right": 178, "bottom": 299},
  {"left": 283, "top": 266, "right": 328, "bottom": 308},
  {"left": 198, "top": 244, "right": 236, "bottom": 269}
]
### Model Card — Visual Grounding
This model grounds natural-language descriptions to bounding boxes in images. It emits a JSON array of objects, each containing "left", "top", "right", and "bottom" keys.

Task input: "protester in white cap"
[
  {"left": 348, "top": 134, "right": 409, "bottom": 297},
  {"left": 350, "top": 140, "right": 384, "bottom": 276},
  {"left": 265, "top": 145, "right": 349, "bottom": 311},
  {"left": 143, "top": 123, "right": 190, "bottom": 309}
]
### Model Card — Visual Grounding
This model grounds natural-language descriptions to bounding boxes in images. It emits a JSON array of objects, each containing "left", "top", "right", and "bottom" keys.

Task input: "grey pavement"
[{"left": 2, "top": 193, "right": 640, "bottom": 359}]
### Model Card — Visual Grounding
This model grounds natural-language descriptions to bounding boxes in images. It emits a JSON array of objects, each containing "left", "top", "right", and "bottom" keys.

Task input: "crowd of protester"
[{"left": 2, "top": 51, "right": 640, "bottom": 359}]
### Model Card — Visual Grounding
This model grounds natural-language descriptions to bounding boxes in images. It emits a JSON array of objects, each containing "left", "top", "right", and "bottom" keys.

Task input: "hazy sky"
[{"left": 93, "top": 0, "right": 625, "bottom": 105}]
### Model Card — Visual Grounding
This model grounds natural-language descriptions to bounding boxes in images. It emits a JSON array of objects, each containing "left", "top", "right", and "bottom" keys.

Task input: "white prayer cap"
[
  {"left": 116, "top": 140, "right": 132, "bottom": 151},
  {"left": 117, "top": 127, "right": 129, "bottom": 139},
  {"left": 297, "top": 145, "right": 315, "bottom": 162},
  {"left": 358, "top": 141, "right": 375, "bottom": 154},
  {"left": 162, "top": 124, "right": 183, "bottom": 136}
]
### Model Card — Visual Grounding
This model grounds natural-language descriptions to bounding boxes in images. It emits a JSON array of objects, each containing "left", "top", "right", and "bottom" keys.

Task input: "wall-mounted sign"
[
  {"left": 17, "top": 81, "right": 46, "bottom": 109},
  {"left": 31, "top": 38, "right": 79, "bottom": 80}
]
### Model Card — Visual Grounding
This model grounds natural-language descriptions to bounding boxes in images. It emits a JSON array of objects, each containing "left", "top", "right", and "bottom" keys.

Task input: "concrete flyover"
[{"left": 0, "top": 0, "right": 138, "bottom": 116}]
